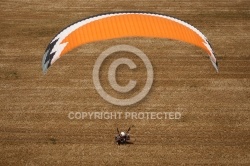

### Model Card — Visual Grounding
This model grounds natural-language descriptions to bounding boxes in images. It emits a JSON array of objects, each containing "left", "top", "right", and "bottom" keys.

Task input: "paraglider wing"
[{"left": 42, "top": 12, "right": 218, "bottom": 73}]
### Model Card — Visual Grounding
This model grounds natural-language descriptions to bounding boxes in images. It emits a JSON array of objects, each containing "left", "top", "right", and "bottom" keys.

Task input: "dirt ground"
[{"left": 0, "top": 0, "right": 249, "bottom": 165}]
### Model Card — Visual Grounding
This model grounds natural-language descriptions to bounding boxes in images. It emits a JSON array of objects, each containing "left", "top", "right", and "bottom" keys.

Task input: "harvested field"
[{"left": 0, "top": 0, "right": 249, "bottom": 165}]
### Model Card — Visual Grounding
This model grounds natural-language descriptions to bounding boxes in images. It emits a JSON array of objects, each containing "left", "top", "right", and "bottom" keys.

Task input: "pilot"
[{"left": 120, "top": 132, "right": 126, "bottom": 137}]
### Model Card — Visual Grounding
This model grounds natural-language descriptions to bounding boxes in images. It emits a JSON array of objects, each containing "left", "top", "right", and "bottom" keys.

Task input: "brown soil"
[{"left": 0, "top": 0, "right": 249, "bottom": 165}]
